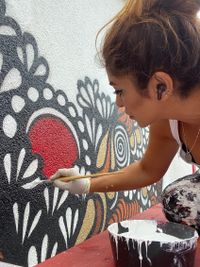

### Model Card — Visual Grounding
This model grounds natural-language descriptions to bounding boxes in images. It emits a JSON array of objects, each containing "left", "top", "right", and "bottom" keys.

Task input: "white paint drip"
[
  {"left": 108, "top": 220, "right": 198, "bottom": 267},
  {"left": 144, "top": 241, "right": 152, "bottom": 265}
]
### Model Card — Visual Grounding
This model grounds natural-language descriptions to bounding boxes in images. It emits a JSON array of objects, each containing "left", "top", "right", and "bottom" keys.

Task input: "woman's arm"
[{"left": 90, "top": 120, "right": 179, "bottom": 192}]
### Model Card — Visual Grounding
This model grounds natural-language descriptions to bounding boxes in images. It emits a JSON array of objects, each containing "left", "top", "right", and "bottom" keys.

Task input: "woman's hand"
[{"left": 50, "top": 168, "right": 91, "bottom": 194}]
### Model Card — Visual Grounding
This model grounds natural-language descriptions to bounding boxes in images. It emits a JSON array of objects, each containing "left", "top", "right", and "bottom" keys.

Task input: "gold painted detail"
[
  {"left": 75, "top": 199, "right": 95, "bottom": 245},
  {"left": 96, "top": 132, "right": 109, "bottom": 168}
]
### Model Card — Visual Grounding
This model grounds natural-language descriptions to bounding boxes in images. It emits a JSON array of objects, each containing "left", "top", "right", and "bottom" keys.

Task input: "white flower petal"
[
  {"left": 3, "top": 114, "right": 17, "bottom": 138},
  {"left": 22, "top": 202, "right": 30, "bottom": 243},
  {"left": 0, "top": 25, "right": 16, "bottom": 36},
  {"left": 82, "top": 139, "right": 88, "bottom": 151},
  {"left": 68, "top": 106, "right": 76, "bottom": 117},
  {"left": 34, "top": 64, "right": 46, "bottom": 76},
  {"left": 44, "top": 188, "right": 49, "bottom": 213},
  {"left": 57, "top": 94, "right": 66, "bottom": 106},
  {"left": 26, "top": 44, "right": 35, "bottom": 71},
  {"left": 85, "top": 115, "right": 92, "bottom": 142},
  {"left": 77, "top": 96, "right": 88, "bottom": 108},
  {"left": 78, "top": 120, "right": 84, "bottom": 132},
  {"left": 51, "top": 242, "right": 58, "bottom": 258},
  {"left": 17, "top": 148, "right": 26, "bottom": 179},
  {"left": 27, "top": 87, "right": 39, "bottom": 102},
  {"left": 0, "top": 53, "right": 3, "bottom": 72},
  {"left": 41, "top": 234, "right": 48, "bottom": 262},
  {"left": 106, "top": 100, "right": 112, "bottom": 119},
  {"left": 13, "top": 202, "right": 19, "bottom": 233},
  {"left": 59, "top": 216, "right": 68, "bottom": 248},
  {"left": 17, "top": 46, "right": 24, "bottom": 64},
  {"left": 66, "top": 208, "right": 72, "bottom": 237},
  {"left": 93, "top": 82, "right": 98, "bottom": 93},
  {"left": 23, "top": 159, "right": 38, "bottom": 179},
  {"left": 1, "top": 68, "right": 22, "bottom": 92},
  {"left": 102, "top": 98, "right": 107, "bottom": 117},
  {"left": 72, "top": 209, "right": 79, "bottom": 235},
  {"left": 22, "top": 178, "right": 41, "bottom": 189},
  {"left": 52, "top": 187, "right": 59, "bottom": 215},
  {"left": 4, "top": 153, "right": 11, "bottom": 183},
  {"left": 80, "top": 87, "right": 91, "bottom": 107},
  {"left": 85, "top": 155, "right": 91, "bottom": 166},
  {"left": 124, "top": 191, "right": 128, "bottom": 197},
  {"left": 43, "top": 88, "right": 53, "bottom": 100},
  {"left": 92, "top": 118, "right": 95, "bottom": 142},
  {"left": 96, "top": 98, "right": 103, "bottom": 117},
  {"left": 11, "top": 95, "right": 25, "bottom": 113},
  {"left": 110, "top": 104, "right": 115, "bottom": 117},
  {"left": 28, "top": 246, "right": 38, "bottom": 267},
  {"left": 28, "top": 210, "right": 42, "bottom": 238},
  {"left": 95, "top": 124, "right": 103, "bottom": 150},
  {"left": 57, "top": 191, "right": 68, "bottom": 210}
]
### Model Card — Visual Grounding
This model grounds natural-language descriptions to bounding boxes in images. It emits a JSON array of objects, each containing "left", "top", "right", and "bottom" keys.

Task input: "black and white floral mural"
[{"left": 0, "top": 1, "right": 161, "bottom": 266}]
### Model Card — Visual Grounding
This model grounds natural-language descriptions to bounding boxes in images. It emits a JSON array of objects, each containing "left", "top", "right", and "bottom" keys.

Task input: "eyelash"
[{"left": 114, "top": 89, "right": 123, "bottom": 96}]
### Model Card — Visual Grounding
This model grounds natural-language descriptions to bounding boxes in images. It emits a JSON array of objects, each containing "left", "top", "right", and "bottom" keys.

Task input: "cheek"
[
  {"left": 127, "top": 97, "right": 142, "bottom": 111},
  {"left": 116, "top": 95, "right": 124, "bottom": 107}
]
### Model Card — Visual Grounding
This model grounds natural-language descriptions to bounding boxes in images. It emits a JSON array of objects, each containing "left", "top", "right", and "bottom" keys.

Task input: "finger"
[
  {"left": 50, "top": 168, "right": 78, "bottom": 181},
  {"left": 49, "top": 172, "right": 61, "bottom": 180},
  {"left": 53, "top": 180, "right": 71, "bottom": 190},
  {"left": 58, "top": 168, "right": 79, "bottom": 177}
]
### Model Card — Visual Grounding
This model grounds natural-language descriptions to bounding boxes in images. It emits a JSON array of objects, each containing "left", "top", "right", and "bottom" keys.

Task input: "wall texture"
[{"left": 0, "top": 0, "right": 165, "bottom": 266}]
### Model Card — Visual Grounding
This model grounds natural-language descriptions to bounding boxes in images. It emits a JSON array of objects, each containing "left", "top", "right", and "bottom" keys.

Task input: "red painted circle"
[{"left": 28, "top": 117, "right": 78, "bottom": 178}]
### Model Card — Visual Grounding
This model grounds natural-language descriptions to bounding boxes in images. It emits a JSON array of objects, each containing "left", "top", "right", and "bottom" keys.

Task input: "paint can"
[
  {"left": 162, "top": 172, "right": 200, "bottom": 235},
  {"left": 108, "top": 220, "right": 198, "bottom": 267}
]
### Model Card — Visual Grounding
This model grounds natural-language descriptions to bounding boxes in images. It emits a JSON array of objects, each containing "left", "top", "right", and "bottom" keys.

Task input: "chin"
[
  {"left": 131, "top": 116, "right": 152, "bottom": 128},
  {"left": 136, "top": 120, "right": 151, "bottom": 128},
  {"left": 139, "top": 123, "right": 150, "bottom": 128}
]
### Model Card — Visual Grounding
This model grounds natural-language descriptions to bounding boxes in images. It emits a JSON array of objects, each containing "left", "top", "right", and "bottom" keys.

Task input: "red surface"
[
  {"left": 29, "top": 117, "right": 78, "bottom": 177},
  {"left": 36, "top": 204, "right": 200, "bottom": 267}
]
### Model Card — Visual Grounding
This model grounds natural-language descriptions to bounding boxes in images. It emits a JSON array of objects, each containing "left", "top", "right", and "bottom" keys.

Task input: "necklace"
[{"left": 181, "top": 122, "right": 200, "bottom": 163}]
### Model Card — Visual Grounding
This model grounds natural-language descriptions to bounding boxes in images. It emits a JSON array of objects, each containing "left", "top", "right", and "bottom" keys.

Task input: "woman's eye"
[{"left": 114, "top": 89, "right": 123, "bottom": 96}]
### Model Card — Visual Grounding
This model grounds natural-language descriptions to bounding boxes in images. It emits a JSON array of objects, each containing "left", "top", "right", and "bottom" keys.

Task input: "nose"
[{"left": 116, "top": 95, "right": 124, "bottom": 108}]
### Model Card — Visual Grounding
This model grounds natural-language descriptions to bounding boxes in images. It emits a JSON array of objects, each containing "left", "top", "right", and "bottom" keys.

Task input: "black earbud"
[{"left": 156, "top": 84, "right": 166, "bottom": 100}]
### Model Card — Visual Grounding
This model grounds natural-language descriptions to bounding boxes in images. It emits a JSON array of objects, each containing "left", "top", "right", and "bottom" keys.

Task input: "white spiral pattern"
[{"left": 114, "top": 125, "right": 130, "bottom": 168}]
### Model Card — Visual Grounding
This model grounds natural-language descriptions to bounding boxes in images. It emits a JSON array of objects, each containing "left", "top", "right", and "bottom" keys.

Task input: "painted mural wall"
[{"left": 0, "top": 0, "right": 163, "bottom": 266}]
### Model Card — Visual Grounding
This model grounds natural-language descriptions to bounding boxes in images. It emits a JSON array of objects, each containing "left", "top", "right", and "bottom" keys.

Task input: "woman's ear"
[{"left": 148, "top": 72, "right": 174, "bottom": 101}]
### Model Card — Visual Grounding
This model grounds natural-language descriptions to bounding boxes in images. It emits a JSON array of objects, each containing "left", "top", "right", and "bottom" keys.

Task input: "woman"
[{"left": 51, "top": 0, "right": 200, "bottom": 232}]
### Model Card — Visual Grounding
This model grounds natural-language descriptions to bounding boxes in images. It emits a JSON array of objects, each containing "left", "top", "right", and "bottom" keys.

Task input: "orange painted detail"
[
  {"left": 93, "top": 199, "right": 103, "bottom": 234},
  {"left": 108, "top": 199, "right": 140, "bottom": 225},
  {"left": 28, "top": 117, "right": 78, "bottom": 177}
]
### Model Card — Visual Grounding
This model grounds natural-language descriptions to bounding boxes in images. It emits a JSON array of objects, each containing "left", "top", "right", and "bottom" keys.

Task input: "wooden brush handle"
[{"left": 54, "top": 171, "right": 124, "bottom": 182}]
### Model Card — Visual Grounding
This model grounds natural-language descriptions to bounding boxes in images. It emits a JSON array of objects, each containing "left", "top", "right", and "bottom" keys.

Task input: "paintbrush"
[
  {"left": 27, "top": 171, "right": 124, "bottom": 189},
  {"left": 51, "top": 171, "right": 124, "bottom": 182}
]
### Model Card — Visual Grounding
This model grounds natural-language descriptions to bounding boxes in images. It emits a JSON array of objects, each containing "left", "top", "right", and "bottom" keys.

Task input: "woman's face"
[{"left": 107, "top": 72, "right": 160, "bottom": 127}]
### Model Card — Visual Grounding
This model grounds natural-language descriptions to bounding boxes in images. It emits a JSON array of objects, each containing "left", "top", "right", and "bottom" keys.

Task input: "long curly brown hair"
[{"left": 97, "top": 0, "right": 200, "bottom": 98}]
